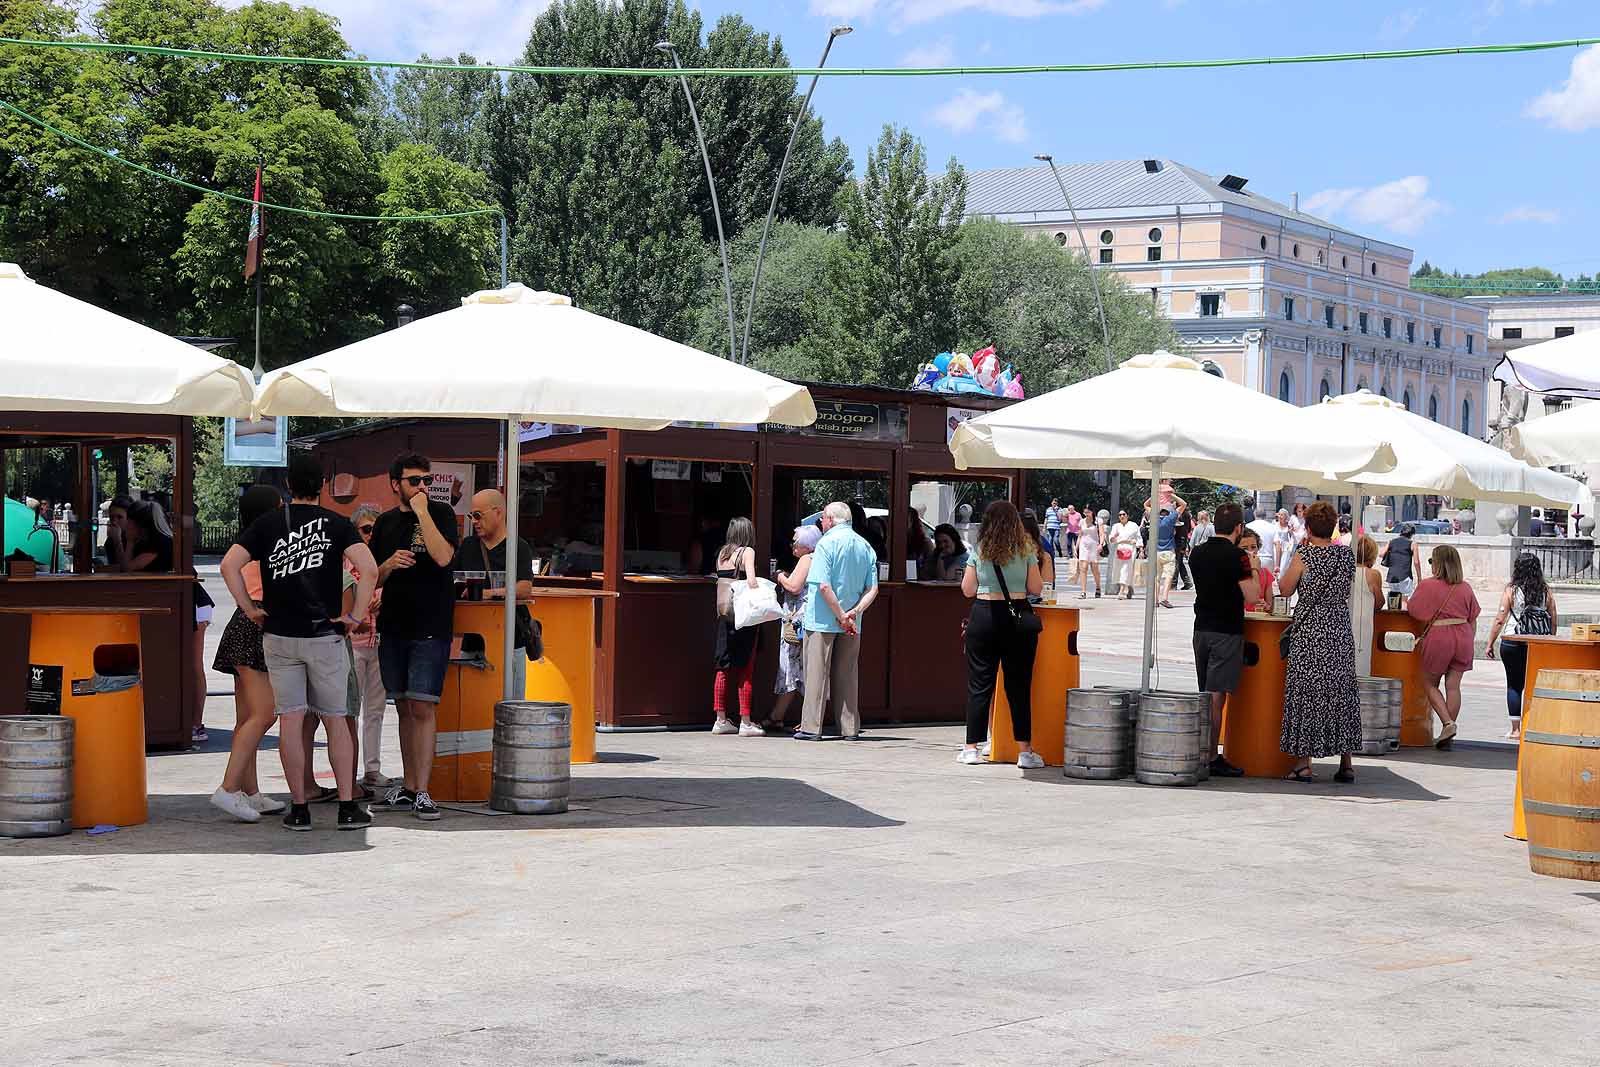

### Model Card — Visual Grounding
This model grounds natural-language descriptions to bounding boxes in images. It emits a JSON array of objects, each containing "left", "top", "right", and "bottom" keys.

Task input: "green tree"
[
  {"left": 373, "top": 143, "right": 498, "bottom": 315},
  {"left": 807, "top": 124, "right": 967, "bottom": 386}
]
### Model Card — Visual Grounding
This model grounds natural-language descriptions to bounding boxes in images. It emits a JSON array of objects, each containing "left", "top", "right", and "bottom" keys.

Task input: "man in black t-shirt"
[
  {"left": 220, "top": 452, "right": 377, "bottom": 830},
  {"left": 1188, "top": 502, "right": 1257, "bottom": 778},
  {"left": 368, "top": 452, "right": 460, "bottom": 822},
  {"left": 456, "top": 489, "right": 537, "bottom": 696}
]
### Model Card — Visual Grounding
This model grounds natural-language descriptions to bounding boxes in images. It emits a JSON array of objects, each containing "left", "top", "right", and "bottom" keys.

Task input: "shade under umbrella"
[
  {"left": 1493, "top": 332, "right": 1600, "bottom": 401},
  {"left": 255, "top": 284, "right": 815, "bottom": 428},
  {"left": 258, "top": 283, "right": 818, "bottom": 701},
  {"left": 1504, "top": 401, "right": 1600, "bottom": 468},
  {"left": 1294, "top": 391, "right": 1580, "bottom": 508},
  {"left": 950, "top": 352, "right": 1397, "bottom": 692},
  {"left": 0, "top": 263, "right": 255, "bottom": 417}
]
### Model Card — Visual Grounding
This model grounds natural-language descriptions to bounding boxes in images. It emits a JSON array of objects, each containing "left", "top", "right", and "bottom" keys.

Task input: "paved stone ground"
[{"left": 5, "top": 573, "right": 1599, "bottom": 1065}]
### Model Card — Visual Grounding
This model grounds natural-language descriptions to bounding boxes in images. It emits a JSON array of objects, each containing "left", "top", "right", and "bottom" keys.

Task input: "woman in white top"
[
  {"left": 1108, "top": 509, "right": 1142, "bottom": 600},
  {"left": 1075, "top": 505, "right": 1104, "bottom": 599},
  {"left": 1485, "top": 553, "right": 1559, "bottom": 739},
  {"left": 1350, "top": 534, "right": 1384, "bottom": 676}
]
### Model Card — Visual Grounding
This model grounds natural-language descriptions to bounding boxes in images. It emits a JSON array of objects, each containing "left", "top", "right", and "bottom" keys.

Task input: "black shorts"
[{"left": 1193, "top": 630, "right": 1243, "bottom": 694}]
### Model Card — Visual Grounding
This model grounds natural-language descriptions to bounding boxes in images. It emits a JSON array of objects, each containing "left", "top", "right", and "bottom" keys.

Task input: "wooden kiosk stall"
[
  {"left": 0, "top": 414, "right": 199, "bottom": 750},
  {"left": 302, "top": 384, "right": 1051, "bottom": 732}
]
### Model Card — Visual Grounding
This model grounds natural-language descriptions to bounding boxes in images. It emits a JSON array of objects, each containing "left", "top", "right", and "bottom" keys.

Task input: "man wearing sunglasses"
[
  {"left": 368, "top": 453, "right": 460, "bottom": 821},
  {"left": 455, "top": 489, "right": 538, "bottom": 698}
]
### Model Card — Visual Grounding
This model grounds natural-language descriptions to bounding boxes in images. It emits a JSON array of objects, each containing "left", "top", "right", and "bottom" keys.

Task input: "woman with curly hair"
[
  {"left": 959, "top": 500, "right": 1044, "bottom": 769},
  {"left": 1485, "top": 553, "right": 1555, "bottom": 740}
]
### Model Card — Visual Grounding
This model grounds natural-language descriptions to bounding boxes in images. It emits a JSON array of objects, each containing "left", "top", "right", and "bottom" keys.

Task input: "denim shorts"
[
  {"left": 263, "top": 633, "right": 355, "bottom": 718},
  {"left": 378, "top": 636, "right": 451, "bottom": 704}
]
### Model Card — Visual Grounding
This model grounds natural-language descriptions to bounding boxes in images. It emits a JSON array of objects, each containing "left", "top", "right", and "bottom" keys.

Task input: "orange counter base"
[
  {"left": 1221, "top": 614, "right": 1296, "bottom": 779},
  {"left": 526, "top": 591, "right": 605, "bottom": 766},
  {"left": 1371, "top": 610, "right": 1432, "bottom": 748},
  {"left": 989, "top": 604, "right": 1080, "bottom": 767},
  {"left": 1504, "top": 636, "right": 1600, "bottom": 842}
]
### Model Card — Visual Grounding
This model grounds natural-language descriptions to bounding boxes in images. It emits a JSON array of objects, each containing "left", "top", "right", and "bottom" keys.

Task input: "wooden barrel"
[
  {"left": 0, "top": 716, "right": 74, "bottom": 838},
  {"left": 1522, "top": 669, "right": 1600, "bottom": 881},
  {"left": 1357, "top": 676, "right": 1401, "bottom": 757},
  {"left": 1064, "top": 689, "right": 1131, "bottom": 780},
  {"left": 1134, "top": 691, "right": 1207, "bottom": 787},
  {"left": 490, "top": 701, "right": 572, "bottom": 815}
]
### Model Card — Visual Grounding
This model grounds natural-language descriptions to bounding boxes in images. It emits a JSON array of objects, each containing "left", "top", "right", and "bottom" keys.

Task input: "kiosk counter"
[{"left": 989, "top": 602, "right": 1081, "bottom": 767}]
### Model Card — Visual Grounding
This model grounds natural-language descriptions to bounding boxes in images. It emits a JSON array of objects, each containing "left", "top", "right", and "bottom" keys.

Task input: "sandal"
[
  {"left": 1283, "top": 767, "right": 1317, "bottom": 783},
  {"left": 309, "top": 786, "right": 340, "bottom": 804},
  {"left": 1333, "top": 768, "right": 1355, "bottom": 783}
]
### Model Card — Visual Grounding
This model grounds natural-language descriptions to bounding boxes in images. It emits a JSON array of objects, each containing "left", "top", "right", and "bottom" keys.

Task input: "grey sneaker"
[{"left": 1016, "top": 751, "right": 1045, "bottom": 770}]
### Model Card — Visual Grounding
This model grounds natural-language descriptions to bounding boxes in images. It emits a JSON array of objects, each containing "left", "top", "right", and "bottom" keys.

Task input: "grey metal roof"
[{"left": 964, "top": 159, "right": 1369, "bottom": 242}]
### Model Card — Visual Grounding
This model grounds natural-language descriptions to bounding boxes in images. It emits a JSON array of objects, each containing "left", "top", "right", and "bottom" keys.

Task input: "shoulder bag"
[
  {"left": 480, "top": 536, "right": 541, "bottom": 660},
  {"left": 991, "top": 559, "right": 1044, "bottom": 635}
]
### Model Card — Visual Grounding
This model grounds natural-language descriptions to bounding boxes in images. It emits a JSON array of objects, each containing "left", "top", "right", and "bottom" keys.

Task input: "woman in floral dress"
[{"left": 1277, "top": 501, "right": 1362, "bottom": 783}]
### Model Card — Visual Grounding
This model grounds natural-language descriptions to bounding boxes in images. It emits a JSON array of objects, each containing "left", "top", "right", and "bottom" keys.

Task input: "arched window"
[
  {"left": 1278, "top": 368, "right": 1295, "bottom": 405},
  {"left": 1292, "top": 243, "right": 1301, "bottom": 258},
  {"left": 1371, "top": 262, "right": 1379, "bottom": 276},
  {"left": 1319, "top": 377, "right": 1332, "bottom": 400},
  {"left": 1260, "top": 235, "right": 1268, "bottom": 251},
  {"left": 1428, "top": 393, "right": 1439, "bottom": 422},
  {"left": 1402, "top": 389, "right": 1413, "bottom": 413},
  {"left": 1461, "top": 396, "right": 1473, "bottom": 436},
  {"left": 1379, "top": 384, "right": 1390, "bottom": 400},
  {"left": 1357, "top": 377, "right": 1369, "bottom": 392}
]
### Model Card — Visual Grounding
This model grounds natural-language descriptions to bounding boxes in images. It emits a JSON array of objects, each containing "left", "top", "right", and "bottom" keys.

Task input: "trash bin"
[
  {"left": 491, "top": 701, "right": 571, "bottom": 815},
  {"left": 0, "top": 715, "right": 74, "bottom": 838},
  {"left": 22, "top": 609, "right": 150, "bottom": 828}
]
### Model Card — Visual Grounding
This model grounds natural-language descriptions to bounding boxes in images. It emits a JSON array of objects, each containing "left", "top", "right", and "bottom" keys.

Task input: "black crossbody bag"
[{"left": 991, "top": 560, "right": 1044, "bottom": 635}]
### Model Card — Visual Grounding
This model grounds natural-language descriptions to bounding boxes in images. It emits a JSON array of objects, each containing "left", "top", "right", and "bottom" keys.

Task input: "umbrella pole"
[
  {"left": 1141, "top": 460, "right": 1164, "bottom": 693},
  {"left": 503, "top": 418, "right": 520, "bottom": 703}
]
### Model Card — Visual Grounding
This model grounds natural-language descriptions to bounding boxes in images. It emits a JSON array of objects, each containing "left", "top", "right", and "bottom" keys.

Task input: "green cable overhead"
[
  {"left": 1, "top": 34, "right": 1597, "bottom": 79},
  {"left": 0, "top": 98, "right": 500, "bottom": 222}
]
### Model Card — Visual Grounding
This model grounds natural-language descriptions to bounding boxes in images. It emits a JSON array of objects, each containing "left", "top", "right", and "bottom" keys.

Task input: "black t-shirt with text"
[
  {"left": 235, "top": 503, "right": 360, "bottom": 638},
  {"left": 455, "top": 534, "right": 535, "bottom": 649},
  {"left": 1189, "top": 536, "right": 1254, "bottom": 636},
  {"left": 371, "top": 500, "right": 460, "bottom": 639}
]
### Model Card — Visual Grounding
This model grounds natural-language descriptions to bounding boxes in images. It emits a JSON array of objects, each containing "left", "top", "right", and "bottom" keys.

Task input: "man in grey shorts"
[
  {"left": 1186, "top": 502, "right": 1256, "bottom": 778},
  {"left": 222, "top": 452, "right": 377, "bottom": 831}
]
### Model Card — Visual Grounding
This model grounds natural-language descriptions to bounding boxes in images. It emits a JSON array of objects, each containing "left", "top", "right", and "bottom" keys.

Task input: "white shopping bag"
[{"left": 732, "top": 577, "right": 785, "bottom": 629}]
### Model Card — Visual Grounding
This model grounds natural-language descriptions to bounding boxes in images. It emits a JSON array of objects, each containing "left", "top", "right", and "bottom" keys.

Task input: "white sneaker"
[
  {"left": 245, "top": 792, "right": 286, "bottom": 815},
  {"left": 711, "top": 719, "right": 738, "bottom": 735},
  {"left": 978, "top": 741, "right": 992, "bottom": 757},
  {"left": 956, "top": 748, "right": 984, "bottom": 765},
  {"left": 210, "top": 787, "right": 261, "bottom": 823},
  {"left": 738, "top": 721, "right": 764, "bottom": 737},
  {"left": 1017, "top": 751, "right": 1045, "bottom": 770}
]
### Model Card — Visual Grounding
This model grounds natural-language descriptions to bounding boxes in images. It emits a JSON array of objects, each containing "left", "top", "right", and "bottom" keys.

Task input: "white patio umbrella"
[
  {"left": 1493, "top": 331, "right": 1600, "bottom": 400},
  {"left": 0, "top": 262, "right": 255, "bottom": 416},
  {"left": 257, "top": 283, "right": 817, "bottom": 700},
  {"left": 950, "top": 351, "right": 1397, "bottom": 691},
  {"left": 1504, "top": 400, "right": 1600, "bottom": 469},
  {"left": 1295, "top": 391, "right": 1582, "bottom": 511}
]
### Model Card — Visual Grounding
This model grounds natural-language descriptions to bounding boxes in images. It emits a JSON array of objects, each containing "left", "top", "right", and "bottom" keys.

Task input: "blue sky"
[{"left": 313, "top": 0, "right": 1599, "bottom": 275}]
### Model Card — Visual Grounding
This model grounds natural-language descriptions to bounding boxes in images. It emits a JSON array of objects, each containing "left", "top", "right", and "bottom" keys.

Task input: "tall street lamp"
[
  {"left": 1035, "top": 153, "right": 1121, "bottom": 524},
  {"left": 658, "top": 40, "right": 737, "bottom": 364},
  {"left": 739, "top": 24, "right": 851, "bottom": 366}
]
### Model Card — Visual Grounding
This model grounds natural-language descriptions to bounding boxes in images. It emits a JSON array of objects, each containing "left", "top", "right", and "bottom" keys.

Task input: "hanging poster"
[
  {"left": 222, "top": 415, "right": 288, "bottom": 467},
  {"left": 945, "top": 406, "right": 983, "bottom": 445},
  {"left": 25, "top": 663, "right": 62, "bottom": 715},
  {"left": 426, "top": 462, "right": 475, "bottom": 529}
]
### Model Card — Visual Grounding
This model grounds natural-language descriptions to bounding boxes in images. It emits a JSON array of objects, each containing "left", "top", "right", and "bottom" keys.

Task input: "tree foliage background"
[{"left": 3, "top": 0, "right": 1180, "bottom": 526}]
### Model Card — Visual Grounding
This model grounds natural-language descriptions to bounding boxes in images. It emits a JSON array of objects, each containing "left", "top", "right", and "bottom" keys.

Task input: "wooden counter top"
[
  {"left": 1245, "top": 612, "right": 1293, "bottom": 624},
  {"left": 0, "top": 605, "right": 172, "bottom": 615},
  {"left": 1503, "top": 634, "right": 1600, "bottom": 647}
]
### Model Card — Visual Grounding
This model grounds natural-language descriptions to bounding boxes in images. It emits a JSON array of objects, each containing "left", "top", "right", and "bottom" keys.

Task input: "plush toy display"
[{"left": 909, "top": 344, "right": 1025, "bottom": 399}]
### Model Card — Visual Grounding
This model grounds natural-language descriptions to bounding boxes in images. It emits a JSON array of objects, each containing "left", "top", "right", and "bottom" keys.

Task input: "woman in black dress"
[{"left": 1277, "top": 501, "right": 1362, "bottom": 783}]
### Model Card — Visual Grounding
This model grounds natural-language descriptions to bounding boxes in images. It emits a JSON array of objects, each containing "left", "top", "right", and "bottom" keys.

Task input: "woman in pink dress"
[{"left": 1406, "top": 545, "right": 1480, "bottom": 750}]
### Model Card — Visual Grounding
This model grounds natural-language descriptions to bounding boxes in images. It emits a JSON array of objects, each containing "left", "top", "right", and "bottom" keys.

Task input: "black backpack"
[{"left": 1515, "top": 591, "right": 1554, "bottom": 637}]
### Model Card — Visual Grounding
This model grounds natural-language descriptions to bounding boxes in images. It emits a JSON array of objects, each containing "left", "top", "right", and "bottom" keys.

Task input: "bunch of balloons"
[{"left": 909, "top": 345, "right": 1024, "bottom": 399}]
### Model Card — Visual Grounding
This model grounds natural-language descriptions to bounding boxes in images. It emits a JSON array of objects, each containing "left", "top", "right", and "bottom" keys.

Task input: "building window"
[
  {"left": 1054, "top": 232, "right": 1068, "bottom": 246},
  {"left": 1099, "top": 229, "right": 1113, "bottom": 245},
  {"left": 1319, "top": 377, "right": 1332, "bottom": 400},
  {"left": 1099, "top": 248, "right": 1113, "bottom": 264},
  {"left": 1278, "top": 369, "right": 1295, "bottom": 404},
  {"left": 1292, "top": 243, "right": 1301, "bottom": 258},
  {"left": 1556, "top": 326, "right": 1576, "bottom": 338},
  {"left": 1357, "top": 377, "right": 1369, "bottom": 392},
  {"left": 1380, "top": 384, "right": 1390, "bottom": 399},
  {"left": 1371, "top": 263, "right": 1379, "bottom": 276},
  {"left": 1432, "top": 326, "right": 1442, "bottom": 348},
  {"left": 1466, "top": 333, "right": 1474, "bottom": 354},
  {"left": 1460, "top": 397, "right": 1472, "bottom": 435},
  {"left": 1358, "top": 312, "right": 1368, "bottom": 334},
  {"left": 1383, "top": 317, "right": 1392, "bottom": 339},
  {"left": 1198, "top": 293, "right": 1221, "bottom": 317},
  {"left": 1342, "top": 255, "right": 1349, "bottom": 269},
  {"left": 1259, "top": 235, "right": 1268, "bottom": 250},
  {"left": 1407, "top": 321, "right": 1416, "bottom": 344},
  {"left": 1403, "top": 389, "right": 1413, "bottom": 413},
  {"left": 1428, "top": 393, "right": 1439, "bottom": 422},
  {"left": 1283, "top": 297, "right": 1295, "bottom": 321},
  {"left": 1147, "top": 247, "right": 1162, "bottom": 262},
  {"left": 1324, "top": 304, "right": 1335, "bottom": 328},
  {"left": 1148, "top": 227, "right": 1163, "bottom": 243},
  {"left": 1503, "top": 327, "right": 1523, "bottom": 339},
  {"left": 1317, "top": 250, "right": 1325, "bottom": 264}
]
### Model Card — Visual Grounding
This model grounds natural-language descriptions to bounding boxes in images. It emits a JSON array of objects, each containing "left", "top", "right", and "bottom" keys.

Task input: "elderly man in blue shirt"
[{"left": 796, "top": 502, "right": 880, "bottom": 741}]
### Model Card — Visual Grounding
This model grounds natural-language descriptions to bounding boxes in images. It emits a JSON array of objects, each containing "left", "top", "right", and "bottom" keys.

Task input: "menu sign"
[
  {"left": 25, "top": 663, "right": 62, "bottom": 715},
  {"left": 770, "top": 401, "right": 907, "bottom": 442}
]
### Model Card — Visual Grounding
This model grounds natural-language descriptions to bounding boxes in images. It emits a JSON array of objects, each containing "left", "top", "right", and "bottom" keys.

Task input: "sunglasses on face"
[
  {"left": 469, "top": 509, "right": 500, "bottom": 521},
  {"left": 358, "top": 524, "right": 375, "bottom": 535},
  {"left": 400, "top": 475, "right": 434, "bottom": 487}
]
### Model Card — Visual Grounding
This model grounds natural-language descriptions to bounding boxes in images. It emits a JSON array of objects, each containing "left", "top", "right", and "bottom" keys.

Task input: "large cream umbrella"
[
  {"left": 950, "top": 352, "right": 1396, "bottom": 691},
  {"left": 1504, "top": 401, "right": 1600, "bottom": 469},
  {"left": 1296, "top": 391, "right": 1582, "bottom": 512},
  {"left": 257, "top": 283, "right": 817, "bottom": 700},
  {"left": 1493, "top": 331, "right": 1600, "bottom": 400},
  {"left": 0, "top": 263, "right": 255, "bottom": 416}
]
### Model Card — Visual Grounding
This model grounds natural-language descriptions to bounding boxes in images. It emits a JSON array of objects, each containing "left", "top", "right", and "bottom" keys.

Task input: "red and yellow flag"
[{"left": 243, "top": 166, "right": 263, "bottom": 280}]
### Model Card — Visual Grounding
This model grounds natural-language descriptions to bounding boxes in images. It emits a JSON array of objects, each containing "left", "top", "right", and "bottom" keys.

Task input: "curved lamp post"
[
  {"left": 739, "top": 25, "right": 851, "bottom": 366},
  {"left": 658, "top": 40, "right": 737, "bottom": 364}
]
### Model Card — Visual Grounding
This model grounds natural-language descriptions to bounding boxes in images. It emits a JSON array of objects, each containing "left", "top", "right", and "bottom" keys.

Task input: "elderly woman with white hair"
[{"left": 763, "top": 522, "right": 823, "bottom": 733}]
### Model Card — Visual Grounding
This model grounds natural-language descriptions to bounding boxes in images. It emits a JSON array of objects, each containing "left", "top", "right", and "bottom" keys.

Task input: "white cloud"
[
  {"left": 810, "top": 0, "right": 882, "bottom": 17},
  {"left": 221, "top": 0, "right": 550, "bottom": 63},
  {"left": 932, "top": 88, "right": 1028, "bottom": 143},
  {"left": 811, "top": 0, "right": 1104, "bottom": 24},
  {"left": 1527, "top": 44, "right": 1600, "bottom": 132},
  {"left": 1379, "top": 9, "right": 1422, "bottom": 43},
  {"left": 900, "top": 38, "right": 956, "bottom": 67},
  {"left": 1495, "top": 205, "right": 1561, "bottom": 225},
  {"left": 1302, "top": 176, "right": 1444, "bottom": 236}
]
